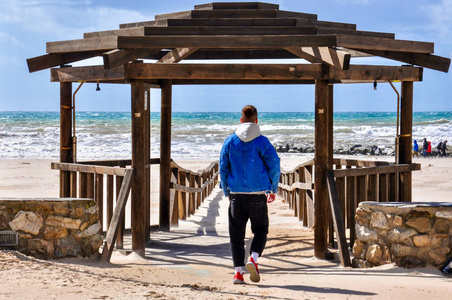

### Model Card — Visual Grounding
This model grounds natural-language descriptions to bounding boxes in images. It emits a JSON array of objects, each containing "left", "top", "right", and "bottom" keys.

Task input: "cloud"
[
  {"left": 0, "top": 32, "right": 23, "bottom": 47},
  {"left": 0, "top": 0, "right": 153, "bottom": 39},
  {"left": 423, "top": 0, "right": 452, "bottom": 39}
]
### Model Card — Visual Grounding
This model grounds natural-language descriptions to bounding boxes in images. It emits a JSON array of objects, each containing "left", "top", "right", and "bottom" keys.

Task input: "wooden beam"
[
  {"left": 165, "top": 18, "right": 298, "bottom": 27},
  {"left": 358, "top": 49, "right": 450, "bottom": 73},
  {"left": 194, "top": 2, "right": 280, "bottom": 10},
  {"left": 314, "top": 77, "right": 329, "bottom": 259},
  {"left": 51, "top": 65, "right": 125, "bottom": 82},
  {"left": 318, "top": 28, "right": 394, "bottom": 39},
  {"left": 131, "top": 80, "right": 147, "bottom": 256},
  {"left": 27, "top": 51, "right": 104, "bottom": 73},
  {"left": 160, "top": 80, "right": 172, "bottom": 231},
  {"left": 157, "top": 48, "right": 199, "bottom": 63},
  {"left": 332, "top": 163, "right": 421, "bottom": 178},
  {"left": 117, "top": 35, "right": 338, "bottom": 49},
  {"left": 142, "top": 26, "right": 319, "bottom": 36},
  {"left": 285, "top": 47, "right": 351, "bottom": 69},
  {"left": 84, "top": 27, "right": 145, "bottom": 39},
  {"left": 47, "top": 36, "right": 118, "bottom": 53},
  {"left": 103, "top": 48, "right": 161, "bottom": 69},
  {"left": 155, "top": 9, "right": 280, "bottom": 20},
  {"left": 337, "top": 35, "right": 434, "bottom": 54},
  {"left": 329, "top": 65, "right": 423, "bottom": 82}
]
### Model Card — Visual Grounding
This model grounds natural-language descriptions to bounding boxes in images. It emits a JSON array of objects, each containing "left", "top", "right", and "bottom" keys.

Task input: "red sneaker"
[
  {"left": 246, "top": 257, "right": 261, "bottom": 282},
  {"left": 233, "top": 272, "right": 245, "bottom": 284}
]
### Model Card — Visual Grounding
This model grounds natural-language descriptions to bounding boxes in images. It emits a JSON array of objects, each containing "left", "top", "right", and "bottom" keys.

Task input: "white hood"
[{"left": 235, "top": 122, "right": 261, "bottom": 142}]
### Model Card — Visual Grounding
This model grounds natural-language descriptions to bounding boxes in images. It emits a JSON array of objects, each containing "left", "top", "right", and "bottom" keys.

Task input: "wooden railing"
[
  {"left": 169, "top": 160, "right": 219, "bottom": 226},
  {"left": 52, "top": 159, "right": 219, "bottom": 260},
  {"left": 278, "top": 158, "right": 315, "bottom": 228}
]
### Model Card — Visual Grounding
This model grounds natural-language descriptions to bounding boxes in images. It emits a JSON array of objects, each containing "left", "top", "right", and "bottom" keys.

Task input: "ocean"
[{"left": 1, "top": 111, "right": 451, "bottom": 160}]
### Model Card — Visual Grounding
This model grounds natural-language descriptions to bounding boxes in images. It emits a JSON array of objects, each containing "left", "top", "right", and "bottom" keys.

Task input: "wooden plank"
[
  {"left": 100, "top": 169, "right": 133, "bottom": 262},
  {"left": 318, "top": 28, "right": 394, "bottom": 39},
  {"left": 195, "top": 2, "right": 280, "bottom": 10},
  {"left": 142, "top": 26, "right": 319, "bottom": 36},
  {"left": 95, "top": 174, "right": 104, "bottom": 232},
  {"left": 333, "top": 158, "right": 391, "bottom": 167},
  {"left": 131, "top": 80, "right": 147, "bottom": 256},
  {"left": 358, "top": 50, "right": 450, "bottom": 73},
  {"left": 314, "top": 78, "right": 329, "bottom": 259},
  {"left": 159, "top": 80, "right": 172, "bottom": 231},
  {"left": 166, "top": 18, "right": 298, "bottom": 27},
  {"left": 117, "top": 35, "right": 337, "bottom": 49},
  {"left": 295, "top": 19, "right": 356, "bottom": 30},
  {"left": 333, "top": 163, "right": 420, "bottom": 177},
  {"left": 286, "top": 46, "right": 350, "bottom": 69},
  {"left": 47, "top": 36, "right": 118, "bottom": 53},
  {"left": 27, "top": 51, "right": 104, "bottom": 73},
  {"left": 103, "top": 48, "right": 161, "bottom": 69},
  {"left": 51, "top": 162, "right": 129, "bottom": 176},
  {"left": 84, "top": 27, "right": 145, "bottom": 39},
  {"left": 346, "top": 174, "right": 356, "bottom": 247},
  {"left": 106, "top": 175, "right": 114, "bottom": 230},
  {"left": 115, "top": 175, "right": 124, "bottom": 249},
  {"left": 157, "top": 48, "right": 199, "bottom": 63},
  {"left": 326, "top": 170, "right": 352, "bottom": 267},
  {"left": 193, "top": 9, "right": 280, "bottom": 19},
  {"left": 337, "top": 35, "right": 434, "bottom": 54}
]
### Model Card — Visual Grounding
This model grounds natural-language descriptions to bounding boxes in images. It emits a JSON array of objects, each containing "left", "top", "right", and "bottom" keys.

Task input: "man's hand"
[{"left": 267, "top": 193, "right": 276, "bottom": 203}]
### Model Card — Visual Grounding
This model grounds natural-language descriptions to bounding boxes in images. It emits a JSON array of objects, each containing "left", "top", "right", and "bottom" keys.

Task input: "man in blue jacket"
[{"left": 220, "top": 105, "right": 280, "bottom": 284}]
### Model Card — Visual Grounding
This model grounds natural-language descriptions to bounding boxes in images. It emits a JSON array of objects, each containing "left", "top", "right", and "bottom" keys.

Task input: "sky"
[{"left": 0, "top": 0, "right": 451, "bottom": 113}]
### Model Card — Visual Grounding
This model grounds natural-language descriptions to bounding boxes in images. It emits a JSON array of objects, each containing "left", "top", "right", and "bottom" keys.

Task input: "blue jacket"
[
  {"left": 220, "top": 123, "right": 280, "bottom": 197},
  {"left": 413, "top": 140, "right": 419, "bottom": 151}
]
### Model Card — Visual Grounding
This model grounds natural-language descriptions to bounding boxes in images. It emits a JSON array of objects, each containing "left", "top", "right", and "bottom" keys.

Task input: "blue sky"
[{"left": 1, "top": 0, "right": 451, "bottom": 112}]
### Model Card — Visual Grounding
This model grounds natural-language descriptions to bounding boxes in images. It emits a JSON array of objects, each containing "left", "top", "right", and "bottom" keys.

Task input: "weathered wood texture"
[
  {"left": 159, "top": 80, "right": 172, "bottom": 231},
  {"left": 59, "top": 82, "right": 72, "bottom": 198}
]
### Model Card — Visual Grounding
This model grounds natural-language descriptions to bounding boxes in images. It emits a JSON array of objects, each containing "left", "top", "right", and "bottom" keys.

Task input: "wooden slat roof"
[{"left": 27, "top": 1, "right": 450, "bottom": 79}]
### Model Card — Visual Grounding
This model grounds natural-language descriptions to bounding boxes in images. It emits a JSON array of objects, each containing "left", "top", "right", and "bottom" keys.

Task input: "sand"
[{"left": 0, "top": 156, "right": 451, "bottom": 299}]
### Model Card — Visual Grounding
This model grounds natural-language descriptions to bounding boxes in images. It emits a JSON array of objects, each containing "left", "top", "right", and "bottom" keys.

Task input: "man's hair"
[{"left": 241, "top": 105, "right": 258, "bottom": 122}]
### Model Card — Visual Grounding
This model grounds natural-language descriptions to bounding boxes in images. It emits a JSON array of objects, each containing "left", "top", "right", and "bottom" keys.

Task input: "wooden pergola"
[{"left": 27, "top": 2, "right": 450, "bottom": 259}]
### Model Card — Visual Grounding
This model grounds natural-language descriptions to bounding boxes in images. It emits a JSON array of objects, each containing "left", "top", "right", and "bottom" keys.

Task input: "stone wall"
[
  {"left": 0, "top": 198, "right": 103, "bottom": 259},
  {"left": 353, "top": 202, "right": 452, "bottom": 268}
]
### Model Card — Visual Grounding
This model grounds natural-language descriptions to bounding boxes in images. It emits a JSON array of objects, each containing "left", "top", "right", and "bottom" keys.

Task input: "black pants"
[{"left": 228, "top": 194, "right": 269, "bottom": 267}]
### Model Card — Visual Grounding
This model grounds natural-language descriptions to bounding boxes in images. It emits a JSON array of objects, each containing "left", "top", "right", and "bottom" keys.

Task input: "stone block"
[
  {"left": 412, "top": 234, "right": 429, "bottom": 247},
  {"left": 27, "top": 238, "right": 54, "bottom": 259},
  {"left": 55, "top": 238, "right": 81, "bottom": 258},
  {"left": 392, "top": 244, "right": 417, "bottom": 258},
  {"left": 43, "top": 226, "right": 68, "bottom": 240},
  {"left": 366, "top": 244, "right": 383, "bottom": 266},
  {"left": 370, "top": 211, "right": 389, "bottom": 229},
  {"left": 406, "top": 217, "right": 431, "bottom": 233},
  {"left": 45, "top": 215, "right": 82, "bottom": 230},
  {"left": 9, "top": 211, "right": 44, "bottom": 235},
  {"left": 393, "top": 215, "right": 403, "bottom": 227},
  {"left": 433, "top": 218, "right": 451, "bottom": 234},
  {"left": 356, "top": 224, "right": 378, "bottom": 242},
  {"left": 75, "top": 222, "right": 101, "bottom": 238}
]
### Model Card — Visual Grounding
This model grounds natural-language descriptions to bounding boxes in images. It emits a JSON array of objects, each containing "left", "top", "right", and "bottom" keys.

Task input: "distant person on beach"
[
  {"left": 441, "top": 140, "right": 448, "bottom": 157},
  {"left": 220, "top": 105, "right": 280, "bottom": 285},
  {"left": 413, "top": 140, "right": 419, "bottom": 158},
  {"left": 427, "top": 141, "right": 432, "bottom": 157},
  {"left": 422, "top": 138, "right": 428, "bottom": 157},
  {"left": 436, "top": 141, "right": 443, "bottom": 157}
]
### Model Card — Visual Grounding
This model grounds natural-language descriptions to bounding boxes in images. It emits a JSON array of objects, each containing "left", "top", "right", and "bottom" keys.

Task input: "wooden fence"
[
  {"left": 169, "top": 160, "right": 219, "bottom": 226},
  {"left": 52, "top": 158, "right": 219, "bottom": 261},
  {"left": 277, "top": 158, "right": 315, "bottom": 228},
  {"left": 278, "top": 158, "right": 421, "bottom": 259}
]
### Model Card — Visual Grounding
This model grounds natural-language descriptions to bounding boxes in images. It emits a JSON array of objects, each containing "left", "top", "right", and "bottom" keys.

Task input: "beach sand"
[{"left": 0, "top": 156, "right": 451, "bottom": 299}]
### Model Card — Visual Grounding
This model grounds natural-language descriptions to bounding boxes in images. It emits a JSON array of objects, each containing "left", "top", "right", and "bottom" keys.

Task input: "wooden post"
[
  {"left": 131, "top": 80, "right": 147, "bottom": 256},
  {"left": 399, "top": 81, "right": 413, "bottom": 202},
  {"left": 144, "top": 86, "right": 151, "bottom": 241},
  {"left": 60, "top": 82, "right": 72, "bottom": 197},
  {"left": 314, "top": 78, "right": 329, "bottom": 259},
  {"left": 160, "top": 79, "right": 172, "bottom": 231},
  {"left": 327, "top": 84, "right": 334, "bottom": 246}
]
